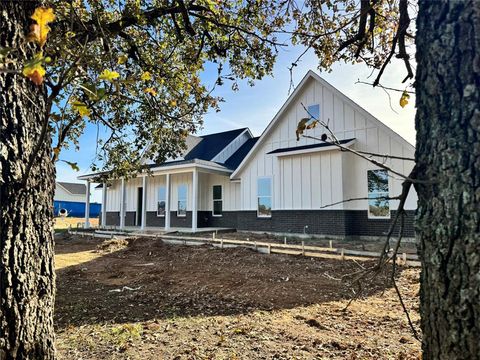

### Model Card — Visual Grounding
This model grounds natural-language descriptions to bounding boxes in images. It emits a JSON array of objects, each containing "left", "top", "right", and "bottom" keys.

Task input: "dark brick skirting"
[
  {"left": 106, "top": 212, "right": 120, "bottom": 226},
  {"left": 170, "top": 211, "right": 192, "bottom": 228},
  {"left": 125, "top": 211, "right": 136, "bottom": 226},
  {"left": 236, "top": 210, "right": 347, "bottom": 235},
  {"left": 107, "top": 209, "right": 415, "bottom": 238},
  {"left": 198, "top": 211, "right": 238, "bottom": 228},
  {"left": 146, "top": 212, "right": 165, "bottom": 227},
  {"left": 234, "top": 209, "right": 415, "bottom": 238},
  {"left": 344, "top": 210, "right": 415, "bottom": 238}
]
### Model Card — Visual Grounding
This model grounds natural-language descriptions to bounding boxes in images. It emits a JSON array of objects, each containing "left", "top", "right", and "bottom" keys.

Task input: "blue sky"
[{"left": 56, "top": 45, "right": 416, "bottom": 202}]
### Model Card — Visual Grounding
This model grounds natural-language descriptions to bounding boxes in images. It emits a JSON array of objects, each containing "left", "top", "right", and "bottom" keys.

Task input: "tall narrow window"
[
  {"left": 308, "top": 104, "right": 320, "bottom": 120},
  {"left": 257, "top": 177, "right": 272, "bottom": 218},
  {"left": 177, "top": 184, "right": 187, "bottom": 217},
  {"left": 367, "top": 169, "right": 390, "bottom": 218},
  {"left": 212, "top": 185, "right": 223, "bottom": 216},
  {"left": 157, "top": 186, "right": 166, "bottom": 217}
]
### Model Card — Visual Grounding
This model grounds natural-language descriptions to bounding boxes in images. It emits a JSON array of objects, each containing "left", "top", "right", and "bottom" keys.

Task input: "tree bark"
[
  {"left": 0, "top": 2, "right": 56, "bottom": 359},
  {"left": 415, "top": 1, "right": 480, "bottom": 359}
]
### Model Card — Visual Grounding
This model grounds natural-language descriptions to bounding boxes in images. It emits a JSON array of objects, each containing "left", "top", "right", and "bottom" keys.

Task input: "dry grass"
[{"left": 55, "top": 217, "right": 99, "bottom": 230}]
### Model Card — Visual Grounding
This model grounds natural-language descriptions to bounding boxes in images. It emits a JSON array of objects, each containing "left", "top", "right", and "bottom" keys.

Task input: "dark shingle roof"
[
  {"left": 57, "top": 182, "right": 86, "bottom": 195},
  {"left": 224, "top": 137, "right": 259, "bottom": 170},
  {"left": 267, "top": 138, "right": 356, "bottom": 155},
  {"left": 184, "top": 128, "right": 247, "bottom": 161}
]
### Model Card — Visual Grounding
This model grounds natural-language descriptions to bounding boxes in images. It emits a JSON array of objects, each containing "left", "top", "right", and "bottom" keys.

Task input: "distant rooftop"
[{"left": 57, "top": 182, "right": 86, "bottom": 195}]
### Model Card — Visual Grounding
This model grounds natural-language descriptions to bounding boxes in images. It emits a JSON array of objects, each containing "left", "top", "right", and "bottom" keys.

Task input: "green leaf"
[{"left": 63, "top": 161, "right": 80, "bottom": 172}]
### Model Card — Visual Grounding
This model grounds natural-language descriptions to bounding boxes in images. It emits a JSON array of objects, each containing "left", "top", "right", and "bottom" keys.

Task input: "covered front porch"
[{"left": 79, "top": 159, "right": 238, "bottom": 233}]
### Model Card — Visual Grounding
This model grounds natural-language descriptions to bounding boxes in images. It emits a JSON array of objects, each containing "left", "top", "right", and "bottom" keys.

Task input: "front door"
[{"left": 136, "top": 187, "right": 143, "bottom": 226}]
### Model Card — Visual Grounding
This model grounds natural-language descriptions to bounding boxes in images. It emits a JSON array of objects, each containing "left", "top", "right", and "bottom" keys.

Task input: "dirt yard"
[{"left": 55, "top": 234, "right": 421, "bottom": 359}]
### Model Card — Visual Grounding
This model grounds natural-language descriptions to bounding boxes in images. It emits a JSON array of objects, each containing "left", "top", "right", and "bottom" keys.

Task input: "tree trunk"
[
  {"left": 415, "top": 1, "right": 480, "bottom": 358},
  {"left": 0, "top": 2, "right": 56, "bottom": 359}
]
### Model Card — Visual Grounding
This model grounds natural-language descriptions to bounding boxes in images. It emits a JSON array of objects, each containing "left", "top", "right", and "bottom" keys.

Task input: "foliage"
[{"left": 2, "top": 0, "right": 289, "bottom": 180}]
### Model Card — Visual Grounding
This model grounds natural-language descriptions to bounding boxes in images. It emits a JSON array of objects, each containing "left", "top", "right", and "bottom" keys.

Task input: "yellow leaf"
[
  {"left": 399, "top": 91, "right": 410, "bottom": 108},
  {"left": 117, "top": 54, "right": 128, "bottom": 65},
  {"left": 169, "top": 99, "right": 177, "bottom": 107},
  {"left": 29, "top": 7, "right": 55, "bottom": 47},
  {"left": 140, "top": 71, "right": 152, "bottom": 81},
  {"left": 70, "top": 100, "right": 91, "bottom": 118},
  {"left": 143, "top": 87, "right": 157, "bottom": 96},
  {"left": 99, "top": 69, "right": 120, "bottom": 81},
  {"left": 23, "top": 53, "right": 46, "bottom": 85}
]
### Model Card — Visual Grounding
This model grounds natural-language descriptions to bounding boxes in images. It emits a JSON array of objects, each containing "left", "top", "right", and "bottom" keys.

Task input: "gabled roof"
[
  {"left": 57, "top": 182, "right": 86, "bottom": 195},
  {"left": 224, "top": 137, "right": 259, "bottom": 170},
  {"left": 183, "top": 128, "right": 248, "bottom": 161},
  {"left": 230, "top": 70, "right": 415, "bottom": 179}
]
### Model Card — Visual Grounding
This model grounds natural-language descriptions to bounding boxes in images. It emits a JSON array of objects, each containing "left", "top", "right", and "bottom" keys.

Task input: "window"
[
  {"left": 257, "top": 177, "right": 272, "bottom": 218},
  {"left": 307, "top": 104, "right": 320, "bottom": 120},
  {"left": 177, "top": 184, "right": 187, "bottom": 217},
  {"left": 367, "top": 169, "right": 390, "bottom": 218},
  {"left": 212, "top": 185, "right": 223, "bottom": 216},
  {"left": 157, "top": 186, "right": 166, "bottom": 217}
]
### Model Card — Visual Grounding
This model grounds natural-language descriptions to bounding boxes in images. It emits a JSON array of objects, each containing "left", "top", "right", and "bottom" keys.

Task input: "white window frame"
[
  {"left": 257, "top": 176, "right": 272, "bottom": 218},
  {"left": 157, "top": 185, "right": 166, "bottom": 217},
  {"left": 177, "top": 184, "right": 187, "bottom": 217},
  {"left": 212, "top": 185, "right": 223, "bottom": 217},
  {"left": 367, "top": 169, "right": 391, "bottom": 219}
]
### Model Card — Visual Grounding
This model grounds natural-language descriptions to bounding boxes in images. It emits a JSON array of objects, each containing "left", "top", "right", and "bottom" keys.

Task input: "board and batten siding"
[
  {"left": 235, "top": 75, "right": 417, "bottom": 212},
  {"left": 212, "top": 131, "right": 251, "bottom": 164},
  {"left": 198, "top": 173, "right": 241, "bottom": 212},
  {"left": 105, "top": 180, "right": 121, "bottom": 212}
]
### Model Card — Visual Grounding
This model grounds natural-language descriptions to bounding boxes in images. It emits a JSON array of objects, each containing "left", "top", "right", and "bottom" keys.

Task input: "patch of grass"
[
  {"left": 55, "top": 250, "right": 102, "bottom": 270},
  {"left": 109, "top": 323, "right": 143, "bottom": 346}
]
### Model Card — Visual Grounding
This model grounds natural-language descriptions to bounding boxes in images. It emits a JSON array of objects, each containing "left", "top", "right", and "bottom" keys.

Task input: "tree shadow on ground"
[{"left": 54, "top": 236, "right": 405, "bottom": 330}]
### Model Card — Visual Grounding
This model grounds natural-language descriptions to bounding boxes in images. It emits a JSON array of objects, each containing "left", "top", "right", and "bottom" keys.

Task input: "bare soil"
[{"left": 55, "top": 234, "right": 421, "bottom": 359}]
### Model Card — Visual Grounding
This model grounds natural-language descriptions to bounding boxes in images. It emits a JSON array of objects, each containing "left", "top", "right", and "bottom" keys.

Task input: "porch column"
[
  {"left": 120, "top": 178, "right": 126, "bottom": 229},
  {"left": 141, "top": 175, "right": 147, "bottom": 230},
  {"left": 192, "top": 169, "right": 198, "bottom": 232},
  {"left": 165, "top": 173, "right": 171, "bottom": 230},
  {"left": 85, "top": 180, "right": 91, "bottom": 229},
  {"left": 101, "top": 182, "right": 107, "bottom": 228}
]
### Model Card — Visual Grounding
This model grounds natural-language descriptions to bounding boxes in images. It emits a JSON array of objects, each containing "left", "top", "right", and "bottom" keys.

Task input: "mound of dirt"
[{"left": 96, "top": 238, "right": 129, "bottom": 253}]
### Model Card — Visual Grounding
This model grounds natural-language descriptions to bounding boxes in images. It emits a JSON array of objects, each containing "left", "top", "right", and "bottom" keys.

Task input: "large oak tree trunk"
[
  {"left": 415, "top": 1, "right": 480, "bottom": 358},
  {"left": 0, "top": 2, "right": 56, "bottom": 359}
]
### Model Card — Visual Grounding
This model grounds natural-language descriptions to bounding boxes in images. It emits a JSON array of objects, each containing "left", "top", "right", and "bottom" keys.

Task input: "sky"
[{"left": 56, "top": 45, "right": 417, "bottom": 203}]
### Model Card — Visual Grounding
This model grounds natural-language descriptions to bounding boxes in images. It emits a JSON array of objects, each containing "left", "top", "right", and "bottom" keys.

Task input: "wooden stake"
[
  {"left": 302, "top": 241, "right": 305, "bottom": 256},
  {"left": 403, "top": 252, "right": 407, "bottom": 265},
  {"left": 329, "top": 240, "right": 333, "bottom": 249},
  {"left": 268, "top": 244, "right": 271, "bottom": 254},
  {"left": 341, "top": 248, "right": 345, "bottom": 261},
  {"left": 220, "top": 238, "right": 224, "bottom": 249},
  {"left": 284, "top": 237, "right": 287, "bottom": 245}
]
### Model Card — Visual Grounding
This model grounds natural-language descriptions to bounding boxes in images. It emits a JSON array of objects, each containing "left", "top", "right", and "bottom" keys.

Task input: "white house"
[
  {"left": 55, "top": 182, "right": 86, "bottom": 202},
  {"left": 79, "top": 71, "right": 417, "bottom": 239}
]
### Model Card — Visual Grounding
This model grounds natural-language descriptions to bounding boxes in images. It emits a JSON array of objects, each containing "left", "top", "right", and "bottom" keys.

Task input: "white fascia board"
[
  {"left": 272, "top": 140, "right": 356, "bottom": 157},
  {"left": 150, "top": 162, "right": 232, "bottom": 175}
]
